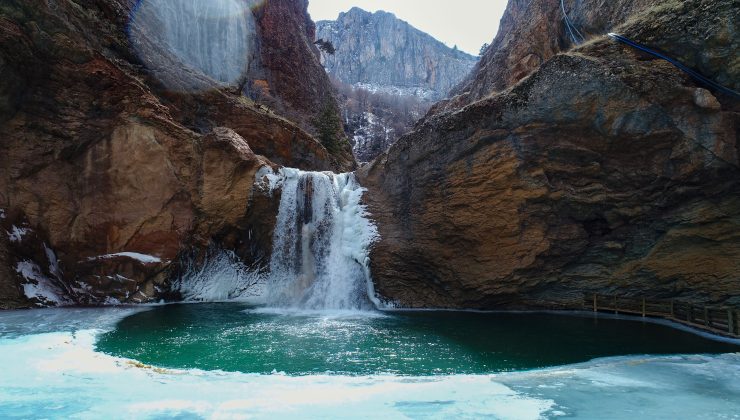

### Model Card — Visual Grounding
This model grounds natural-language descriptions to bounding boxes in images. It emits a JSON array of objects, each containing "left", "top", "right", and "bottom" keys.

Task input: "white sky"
[{"left": 307, "top": 0, "right": 508, "bottom": 56}]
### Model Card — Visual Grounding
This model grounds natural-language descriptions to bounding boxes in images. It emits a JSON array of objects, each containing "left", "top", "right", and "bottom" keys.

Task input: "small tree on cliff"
[
  {"left": 314, "top": 39, "right": 336, "bottom": 55},
  {"left": 312, "top": 99, "right": 343, "bottom": 153},
  {"left": 479, "top": 43, "right": 489, "bottom": 57}
]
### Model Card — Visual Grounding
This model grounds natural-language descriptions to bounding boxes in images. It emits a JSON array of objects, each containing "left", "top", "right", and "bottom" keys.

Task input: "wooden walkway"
[{"left": 584, "top": 294, "right": 740, "bottom": 339}]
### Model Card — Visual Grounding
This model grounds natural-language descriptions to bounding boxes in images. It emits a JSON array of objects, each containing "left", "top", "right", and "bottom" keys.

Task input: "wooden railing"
[{"left": 584, "top": 294, "right": 740, "bottom": 338}]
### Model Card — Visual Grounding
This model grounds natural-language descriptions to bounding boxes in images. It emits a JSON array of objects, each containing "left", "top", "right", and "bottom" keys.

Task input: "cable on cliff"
[
  {"left": 560, "top": 0, "right": 738, "bottom": 99},
  {"left": 561, "top": 0, "right": 585, "bottom": 45},
  {"left": 608, "top": 33, "right": 740, "bottom": 99}
]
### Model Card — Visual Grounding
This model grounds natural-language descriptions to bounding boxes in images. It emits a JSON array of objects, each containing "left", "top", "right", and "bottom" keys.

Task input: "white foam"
[{"left": 243, "top": 306, "right": 389, "bottom": 319}]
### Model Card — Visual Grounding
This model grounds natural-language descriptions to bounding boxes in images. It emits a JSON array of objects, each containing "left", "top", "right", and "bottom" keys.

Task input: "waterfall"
[
  {"left": 175, "top": 167, "right": 380, "bottom": 310},
  {"left": 258, "top": 168, "right": 380, "bottom": 310}
]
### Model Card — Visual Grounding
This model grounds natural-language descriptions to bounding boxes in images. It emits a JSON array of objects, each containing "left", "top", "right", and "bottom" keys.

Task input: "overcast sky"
[{"left": 307, "top": 0, "right": 508, "bottom": 55}]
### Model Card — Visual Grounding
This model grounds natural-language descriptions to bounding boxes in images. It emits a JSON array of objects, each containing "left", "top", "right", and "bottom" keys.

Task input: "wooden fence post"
[
  {"left": 593, "top": 294, "right": 597, "bottom": 312},
  {"left": 642, "top": 298, "right": 646, "bottom": 317},
  {"left": 614, "top": 295, "right": 618, "bottom": 314}
]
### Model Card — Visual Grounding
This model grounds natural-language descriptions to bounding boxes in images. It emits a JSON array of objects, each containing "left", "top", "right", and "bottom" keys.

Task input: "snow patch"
[
  {"left": 7, "top": 225, "right": 29, "bottom": 242},
  {"left": 353, "top": 82, "right": 438, "bottom": 100},
  {"left": 352, "top": 111, "right": 391, "bottom": 160},
  {"left": 0, "top": 208, "right": 5, "bottom": 219},
  {"left": 254, "top": 165, "right": 285, "bottom": 195},
  {"left": 88, "top": 252, "right": 162, "bottom": 264},
  {"left": 103, "top": 296, "right": 122, "bottom": 306},
  {"left": 15, "top": 260, "right": 68, "bottom": 306}
]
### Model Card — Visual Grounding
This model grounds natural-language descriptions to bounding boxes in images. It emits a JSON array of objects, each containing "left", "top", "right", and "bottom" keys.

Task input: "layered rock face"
[
  {"left": 316, "top": 7, "right": 477, "bottom": 100},
  {"left": 360, "top": 0, "right": 740, "bottom": 309},
  {"left": 0, "top": 0, "right": 352, "bottom": 308},
  {"left": 431, "top": 0, "right": 658, "bottom": 114}
]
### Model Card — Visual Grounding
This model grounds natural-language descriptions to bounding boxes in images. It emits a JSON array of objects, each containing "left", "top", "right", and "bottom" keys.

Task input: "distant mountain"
[
  {"left": 316, "top": 7, "right": 477, "bottom": 100},
  {"left": 315, "top": 7, "right": 477, "bottom": 162}
]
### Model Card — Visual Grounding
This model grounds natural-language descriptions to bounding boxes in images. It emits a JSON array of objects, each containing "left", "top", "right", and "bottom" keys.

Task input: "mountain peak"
[
  {"left": 316, "top": 10, "right": 477, "bottom": 99},
  {"left": 341, "top": 7, "right": 396, "bottom": 19}
]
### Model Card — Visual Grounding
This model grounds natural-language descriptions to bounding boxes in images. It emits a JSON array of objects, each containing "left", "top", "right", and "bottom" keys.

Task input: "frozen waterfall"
[
  {"left": 176, "top": 167, "right": 381, "bottom": 310},
  {"left": 259, "top": 168, "right": 380, "bottom": 310}
]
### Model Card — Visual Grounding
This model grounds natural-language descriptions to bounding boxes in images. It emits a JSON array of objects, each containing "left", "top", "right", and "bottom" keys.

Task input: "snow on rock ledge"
[
  {"left": 87, "top": 252, "right": 163, "bottom": 264},
  {"left": 15, "top": 261, "right": 70, "bottom": 307}
]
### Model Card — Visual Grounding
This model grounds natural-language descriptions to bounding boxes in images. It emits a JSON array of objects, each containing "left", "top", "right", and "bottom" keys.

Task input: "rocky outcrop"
[
  {"left": 0, "top": 0, "right": 350, "bottom": 308},
  {"left": 360, "top": 0, "right": 740, "bottom": 309},
  {"left": 247, "top": 0, "right": 355, "bottom": 170},
  {"left": 317, "top": 7, "right": 477, "bottom": 100},
  {"left": 430, "top": 0, "right": 661, "bottom": 115}
]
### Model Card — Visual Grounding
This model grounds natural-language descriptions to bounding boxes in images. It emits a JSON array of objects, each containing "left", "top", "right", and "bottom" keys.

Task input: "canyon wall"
[
  {"left": 0, "top": 0, "right": 351, "bottom": 307},
  {"left": 360, "top": 0, "right": 740, "bottom": 309},
  {"left": 431, "top": 0, "right": 669, "bottom": 114}
]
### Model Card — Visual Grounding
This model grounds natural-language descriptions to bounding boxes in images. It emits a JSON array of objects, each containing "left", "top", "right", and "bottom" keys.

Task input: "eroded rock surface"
[
  {"left": 360, "top": 0, "right": 740, "bottom": 309},
  {"left": 430, "top": 0, "right": 682, "bottom": 115},
  {"left": 0, "top": 0, "right": 351, "bottom": 307}
]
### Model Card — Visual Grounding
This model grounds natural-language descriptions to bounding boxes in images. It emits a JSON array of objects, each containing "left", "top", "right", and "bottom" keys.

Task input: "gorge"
[
  {"left": 0, "top": 0, "right": 739, "bottom": 417},
  {"left": 317, "top": 7, "right": 478, "bottom": 162}
]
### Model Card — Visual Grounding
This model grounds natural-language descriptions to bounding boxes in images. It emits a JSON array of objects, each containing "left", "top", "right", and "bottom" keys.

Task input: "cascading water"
[
  {"left": 259, "top": 168, "right": 380, "bottom": 310},
  {"left": 176, "top": 167, "right": 381, "bottom": 310}
]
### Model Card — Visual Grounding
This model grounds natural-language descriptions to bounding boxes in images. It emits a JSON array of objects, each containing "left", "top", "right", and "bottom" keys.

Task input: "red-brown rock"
[
  {"left": 360, "top": 0, "right": 740, "bottom": 309},
  {"left": 0, "top": 0, "right": 350, "bottom": 307}
]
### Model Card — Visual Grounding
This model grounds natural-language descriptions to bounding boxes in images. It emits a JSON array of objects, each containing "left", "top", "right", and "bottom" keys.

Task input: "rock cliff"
[
  {"left": 0, "top": 0, "right": 351, "bottom": 307},
  {"left": 317, "top": 7, "right": 476, "bottom": 163},
  {"left": 431, "top": 0, "right": 661, "bottom": 114},
  {"left": 316, "top": 7, "right": 477, "bottom": 100},
  {"left": 360, "top": 0, "right": 740, "bottom": 309}
]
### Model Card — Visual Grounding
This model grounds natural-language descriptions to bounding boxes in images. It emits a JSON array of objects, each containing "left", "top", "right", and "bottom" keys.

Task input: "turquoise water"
[
  {"left": 1, "top": 307, "right": 739, "bottom": 418},
  {"left": 95, "top": 303, "right": 739, "bottom": 375}
]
